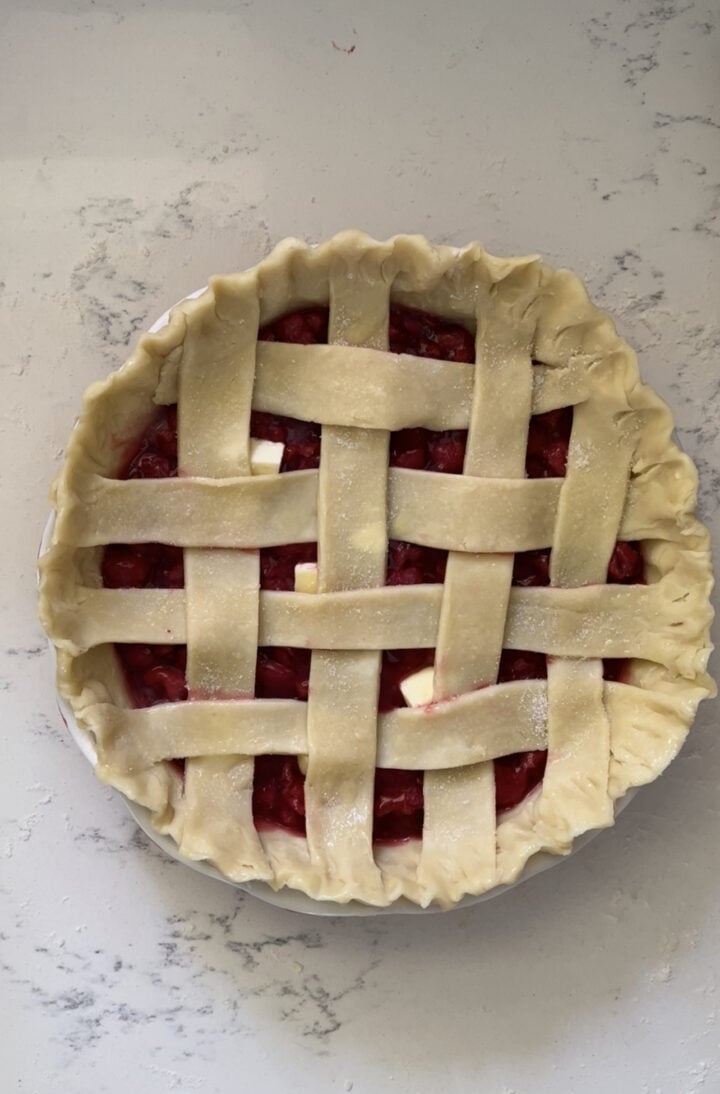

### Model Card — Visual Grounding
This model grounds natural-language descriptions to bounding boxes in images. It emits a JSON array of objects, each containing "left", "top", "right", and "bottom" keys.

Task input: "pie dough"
[{"left": 38, "top": 231, "right": 715, "bottom": 908}]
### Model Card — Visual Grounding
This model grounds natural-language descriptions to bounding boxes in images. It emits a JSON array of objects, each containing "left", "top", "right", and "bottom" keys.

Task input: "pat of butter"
[
  {"left": 294, "top": 562, "right": 318, "bottom": 594},
  {"left": 399, "top": 665, "right": 435, "bottom": 708},
  {"left": 250, "top": 438, "right": 284, "bottom": 475}
]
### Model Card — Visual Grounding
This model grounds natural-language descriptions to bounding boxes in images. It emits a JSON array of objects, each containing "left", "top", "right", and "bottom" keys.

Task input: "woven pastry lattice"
[{"left": 40, "top": 233, "right": 713, "bottom": 907}]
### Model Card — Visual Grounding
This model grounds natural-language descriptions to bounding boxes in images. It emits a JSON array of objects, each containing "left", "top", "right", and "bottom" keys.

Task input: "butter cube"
[
  {"left": 399, "top": 665, "right": 435, "bottom": 708},
  {"left": 294, "top": 562, "right": 318, "bottom": 594},
  {"left": 250, "top": 438, "right": 284, "bottom": 475}
]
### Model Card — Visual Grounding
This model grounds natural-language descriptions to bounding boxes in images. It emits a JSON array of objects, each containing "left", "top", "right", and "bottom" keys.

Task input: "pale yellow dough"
[{"left": 38, "top": 231, "right": 714, "bottom": 909}]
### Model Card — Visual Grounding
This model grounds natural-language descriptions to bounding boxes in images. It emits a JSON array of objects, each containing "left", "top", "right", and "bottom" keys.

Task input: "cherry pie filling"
[{"left": 103, "top": 305, "right": 644, "bottom": 844}]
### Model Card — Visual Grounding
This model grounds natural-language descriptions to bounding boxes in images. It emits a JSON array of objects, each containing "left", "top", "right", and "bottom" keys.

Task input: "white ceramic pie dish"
[{"left": 38, "top": 280, "right": 637, "bottom": 915}]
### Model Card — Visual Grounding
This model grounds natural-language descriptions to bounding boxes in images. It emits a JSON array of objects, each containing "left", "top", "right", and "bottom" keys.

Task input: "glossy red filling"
[
  {"left": 115, "top": 642, "right": 188, "bottom": 707},
  {"left": 104, "top": 304, "right": 644, "bottom": 842}
]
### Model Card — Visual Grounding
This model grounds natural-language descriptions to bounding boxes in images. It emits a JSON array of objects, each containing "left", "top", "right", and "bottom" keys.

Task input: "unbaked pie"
[{"left": 38, "top": 231, "right": 714, "bottom": 908}]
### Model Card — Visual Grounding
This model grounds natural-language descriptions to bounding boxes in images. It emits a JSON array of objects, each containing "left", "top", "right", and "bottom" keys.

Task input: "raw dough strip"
[
  {"left": 184, "top": 549, "right": 260, "bottom": 695},
  {"left": 418, "top": 259, "right": 542, "bottom": 902},
  {"left": 89, "top": 679, "right": 549, "bottom": 777},
  {"left": 176, "top": 282, "right": 270, "bottom": 877},
  {"left": 179, "top": 757, "right": 274, "bottom": 883},
  {"left": 388, "top": 471, "right": 560, "bottom": 551},
  {"left": 302, "top": 250, "right": 391, "bottom": 902},
  {"left": 52, "top": 465, "right": 669, "bottom": 551},
  {"left": 178, "top": 277, "right": 257, "bottom": 478},
  {"left": 538, "top": 381, "right": 638, "bottom": 842},
  {"left": 55, "top": 470, "right": 319, "bottom": 548},
  {"left": 52, "top": 581, "right": 700, "bottom": 671},
  {"left": 93, "top": 698, "right": 309, "bottom": 772},
  {"left": 252, "top": 342, "right": 590, "bottom": 427}
]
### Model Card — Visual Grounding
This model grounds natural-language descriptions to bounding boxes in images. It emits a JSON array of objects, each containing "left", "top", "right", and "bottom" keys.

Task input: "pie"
[{"left": 38, "top": 231, "right": 715, "bottom": 909}]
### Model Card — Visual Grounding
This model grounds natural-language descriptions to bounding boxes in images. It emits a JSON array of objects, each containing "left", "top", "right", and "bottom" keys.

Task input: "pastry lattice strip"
[
  {"left": 54, "top": 444, "right": 668, "bottom": 554},
  {"left": 50, "top": 582, "right": 696, "bottom": 670}
]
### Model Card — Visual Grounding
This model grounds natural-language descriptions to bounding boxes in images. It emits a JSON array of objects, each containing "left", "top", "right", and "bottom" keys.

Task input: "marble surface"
[{"left": 2, "top": 1, "right": 719, "bottom": 1091}]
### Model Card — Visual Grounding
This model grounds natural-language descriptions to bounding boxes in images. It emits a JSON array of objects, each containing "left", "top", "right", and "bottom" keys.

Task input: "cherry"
[
  {"left": 259, "top": 306, "right": 329, "bottom": 345},
  {"left": 102, "top": 543, "right": 184, "bottom": 589},
  {"left": 252, "top": 756, "right": 306, "bottom": 833},
  {"left": 526, "top": 407, "right": 573, "bottom": 478},
  {"left": 386, "top": 565, "right": 425, "bottom": 586},
  {"left": 374, "top": 768, "right": 424, "bottom": 816},
  {"left": 120, "top": 404, "right": 178, "bottom": 479},
  {"left": 373, "top": 769, "right": 424, "bottom": 843},
  {"left": 498, "top": 650, "right": 547, "bottom": 683},
  {"left": 255, "top": 657, "right": 299, "bottom": 700},
  {"left": 143, "top": 665, "right": 188, "bottom": 703},
  {"left": 512, "top": 549, "right": 551, "bottom": 588},
  {"left": 428, "top": 433, "right": 466, "bottom": 474},
  {"left": 154, "top": 406, "right": 178, "bottom": 458},
  {"left": 389, "top": 305, "right": 475, "bottom": 363},
  {"left": 260, "top": 542, "right": 317, "bottom": 591},
  {"left": 495, "top": 751, "right": 548, "bottom": 813},
  {"left": 249, "top": 410, "right": 286, "bottom": 444},
  {"left": 102, "top": 545, "right": 153, "bottom": 588},
  {"left": 256, "top": 648, "right": 311, "bottom": 701},
  {"left": 116, "top": 644, "right": 157, "bottom": 672},
  {"left": 603, "top": 659, "right": 628, "bottom": 683},
  {"left": 608, "top": 541, "right": 644, "bottom": 584},
  {"left": 386, "top": 540, "right": 447, "bottom": 586},
  {"left": 114, "top": 643, "right": 188, "bottom": 707},
  {"left": 251, "top": 411, "right": 321, "bottom": 471},
  {"left": 391, "top": 444, "right": 426, "bottom": 470},
  {"left": 168, "top": 758, "right": 186, "bottom": 780}
]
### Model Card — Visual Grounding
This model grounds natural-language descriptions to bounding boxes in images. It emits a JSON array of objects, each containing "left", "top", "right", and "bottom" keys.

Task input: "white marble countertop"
[{"left": 3, "top": 2, "right": 718, "bottom": 1091}]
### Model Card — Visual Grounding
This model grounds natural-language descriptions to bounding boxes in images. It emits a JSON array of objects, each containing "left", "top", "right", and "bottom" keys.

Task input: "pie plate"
[{"left": 39, "top": 287, "right": 639, "bottom": 917}]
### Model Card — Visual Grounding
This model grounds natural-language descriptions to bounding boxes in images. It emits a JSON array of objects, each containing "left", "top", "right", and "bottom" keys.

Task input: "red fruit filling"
[
  {"left": 495, "top": 751, "right": 549, "bottom": 813},
  {"left": 253, "top": 756, "right": 307, "bottom": 833},
  {"left": 115, "top": 643, "right": 188, "bottom": 707},
  {"left": 526, "top": 407, "right": 573, "bottom": 479},
  {"left": 259, "top": 305, "right": 329, "bottom": 345},
  {"left": 256, "top": 647, "right": 311, "bottom": 701},
  {"left": 386, "top": 540, "right": 448, "bottom": 587},
  {"left": 379, "top": 649, "right": 437, "bottom": 712},
  {"left": 389, "top": 304, "right": 476, "bottom": 363},
  {"left": 373, "top": 769, "right": 425, "bottom": 844},
  {"left": 102, "top": 542, "right": 184, "bottom": 590},
  {"left": 250, "top": 411, "right": 321, "bottom": 472},
  {"left": 260, "top": 542, "right": 318, "bottom": 592},
  {"left": 119, "top": 404, "right": 179, "bottom": 479},
  {"left": 104, "top": 305, "right": 645, "bottom": 842}
]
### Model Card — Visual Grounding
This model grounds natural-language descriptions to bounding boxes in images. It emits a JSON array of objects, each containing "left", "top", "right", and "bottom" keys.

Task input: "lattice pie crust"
[{"left": 38, "top": 232, "right": 714, "bottom": 908}]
